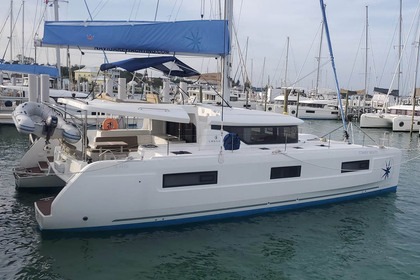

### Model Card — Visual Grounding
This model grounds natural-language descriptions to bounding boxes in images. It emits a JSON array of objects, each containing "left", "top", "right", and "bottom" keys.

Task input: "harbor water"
[{"left": 1, "top": 120, "right": 419, "bottom": 280}]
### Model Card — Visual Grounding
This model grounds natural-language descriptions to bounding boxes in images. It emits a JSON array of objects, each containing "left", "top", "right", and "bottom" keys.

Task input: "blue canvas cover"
[
  {"left": 42, "top": 20, "right": 230, "bottom": 56},
  {"left": 0, "top": 63, "right": 59, "bottom": 77},
  {"left": 100, "top": 56, "right": 200, "bottom": 77}
]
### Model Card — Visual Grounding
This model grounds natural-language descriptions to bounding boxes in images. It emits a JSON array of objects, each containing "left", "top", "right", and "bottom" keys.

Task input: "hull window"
[
  {"left": 341, "top": 160, "right": 370, "bottom": 173},
  {"left": 163, "top": 171, "right": 218, "bottom": 188},
  {"left": 270, "top": 166, "right": 301, "bottom": 179}
]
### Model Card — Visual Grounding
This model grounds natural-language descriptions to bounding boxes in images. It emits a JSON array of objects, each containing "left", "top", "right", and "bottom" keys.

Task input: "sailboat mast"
[
  {"left": 315, "top": 22, "right": 324, "bottom": 96},
  {"left": 283, "top": 37, "right": 289, "bottom": 114},
  {"left": 364, "top": 6, "right": 369, "bottom": 109},
  {"left": 21, "top": 0, "right": 24, "bottom": 63},
  {"left": 410, "top": 18, "right": 420, "bottom": 133},
  {"left": 221, "top": 0, "right": 233, "bottom": 102},
  {"left": 319, "top": 0, "right": 348, "bottom": 133},
  {"left": 284, "top": 36, "right": 289, "bottom": 90},
  {"left": 10, "top": 0, "right": 13, "bottom": 61},
  {"left": 54, "top": 0, "right": 62, "bottom": 89},
  {"left": 398, "top": 0, "right": 402, "bottom": 94}
]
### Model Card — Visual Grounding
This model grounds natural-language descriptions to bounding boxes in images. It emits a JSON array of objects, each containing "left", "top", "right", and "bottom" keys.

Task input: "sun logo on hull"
[{"left": 382, "top": 161, "right": 391, "bottom": 179}]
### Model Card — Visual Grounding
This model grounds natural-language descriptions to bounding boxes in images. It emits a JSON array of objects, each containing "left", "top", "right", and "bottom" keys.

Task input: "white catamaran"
[{"left": 23, "top": 0, "right": 402, "bottom": 231}]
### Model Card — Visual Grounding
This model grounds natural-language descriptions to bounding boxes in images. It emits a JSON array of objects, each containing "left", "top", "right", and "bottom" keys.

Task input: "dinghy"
[{"left": 12, "top": 101, "right": 81, "bottom": 144}]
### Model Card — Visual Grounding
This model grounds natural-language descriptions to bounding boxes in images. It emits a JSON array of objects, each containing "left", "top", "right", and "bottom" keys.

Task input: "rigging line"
[
  {"left": 288, "top": 33, "right": 326, "bottom": 91},
  {"left": 174, "top": 0, "right": 184, "bottom": 21},
  {"left": 346, "top": 23, "right": 364, "bottom": 89},
  {"left": 90, "top": 0, "right": 107, "bottom": 19},
  {"left": 0, "top": 13, "right": 10, "bottom": 39},
  {"left": 280, "top": 150, "right": 406, "bottom": 173},
  {"left": 83, "top": 0, "right": 109, "bottom": 64},
  {"left": 168, "top": 0, "right": 178, "bottom": 21},
  {"left": 134, "top": 0, "right": 142, "bottom": 20},
  {"left": 129, "top": 0, "right": 135, "bottom": 21},
  {"left": 231, "top": 23, "right": 249, "bottom": 85},
  {"left": 27, "top": 0, "right": 41, "bottom": 58},
  {"left": 272, "top": 40, "right": 288, "bottom": 86},
  {"left": 368, "top": 26, "right": 379, "bottom": 88},
  {"left": 281, "top": 20, "right": 321, "bottom": 90},
  {"left": 97, "top": 0, "right": 110, "bottom": 18},
  {"left": 378, "top": 22, "right": 399, "bottom": 86},
  {"left": 83, "top": 0, "right": 95, "bottom": 21},
  {"left": 2, "top": 2, "right": 23, "bottom": 61},
  {"left": 129, "top": 0, "right": 143, "bottom": 21},
  {"left": 154, "top": 0, "right": 160, "bottom": 21}
]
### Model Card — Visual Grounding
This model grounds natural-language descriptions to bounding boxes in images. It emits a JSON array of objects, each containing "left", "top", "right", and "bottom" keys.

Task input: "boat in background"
[{"left": 256, "top": 87, "right": 340, "bottom": 120}]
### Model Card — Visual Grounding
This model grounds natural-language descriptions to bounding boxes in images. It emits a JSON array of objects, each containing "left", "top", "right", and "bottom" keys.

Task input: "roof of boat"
[
  {"left": 56, "top": 98, "right": 304, "bottom": 126},
  {"left": 197, "top": 104, "right": 304, "bottom": 126},
  {"left": 57, "top": 98, "right": 191, "bottom": 123}
]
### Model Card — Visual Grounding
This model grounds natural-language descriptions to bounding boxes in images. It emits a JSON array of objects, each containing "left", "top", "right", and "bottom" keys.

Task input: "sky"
[{"left": 0, "top": 0, "right": 419, "bottom": 95}]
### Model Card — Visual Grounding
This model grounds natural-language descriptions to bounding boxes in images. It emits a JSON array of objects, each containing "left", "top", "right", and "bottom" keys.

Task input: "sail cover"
[
  {"left": 42, "top": 20, "right": 230, "bottom": 56},
  {"left": 100, "top": 56, "right": 200, "bottom": 77},
  {"left": 0, "top": 63, "right": 59, "bottom": 77}
]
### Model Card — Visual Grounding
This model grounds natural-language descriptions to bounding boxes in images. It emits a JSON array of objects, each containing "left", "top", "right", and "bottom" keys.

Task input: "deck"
[{"left": 36, "top": 197, "right": 54, "bottom": 216}]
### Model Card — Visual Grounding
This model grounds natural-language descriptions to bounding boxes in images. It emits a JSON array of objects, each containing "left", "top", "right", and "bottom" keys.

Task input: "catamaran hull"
[
  {"left": 360, "top": 113, "right": 394, "bottom": 128},
  {"left": 392, "top": 115, "right": 420, "bottom": 132},
  {"left": 35, "top": 147, "right": 401, "bottom": 231},
  {"left": 13, "top": 169, "right": 65, "bottom": 189}
]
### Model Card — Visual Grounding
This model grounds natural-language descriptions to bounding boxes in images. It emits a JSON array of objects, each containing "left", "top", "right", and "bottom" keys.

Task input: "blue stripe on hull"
[
  {"left": 16, "top": 125, "right": 35, "bottom": 134},
  {"left": 43, "top": 186, "right": 397, "bottom": 232}
]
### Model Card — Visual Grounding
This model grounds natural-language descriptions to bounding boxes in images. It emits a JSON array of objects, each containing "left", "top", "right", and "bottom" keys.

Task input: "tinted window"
[
  {"left": 341, "top": 160, "right": 369, "bottom": 173},
  {"left": 163, "top": 171, "right": 218, "bottom": 188},
  {"left": 271, "top": 166, "right": 301, "bottom": 179}
]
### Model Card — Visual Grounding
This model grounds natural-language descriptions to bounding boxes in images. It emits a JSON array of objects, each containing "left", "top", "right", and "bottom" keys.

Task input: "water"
[{"left": 1, "top": 121, "right": 420, "bottom": 280}]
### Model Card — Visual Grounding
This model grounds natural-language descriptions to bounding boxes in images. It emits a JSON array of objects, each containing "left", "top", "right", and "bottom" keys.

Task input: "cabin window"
[
  {"left": 270, "top": 166, "right": 301, "bottom": 179},
  {"left": 211, "top": 125, "right": 298, "bottom": 145},
  {"left": 163, "top": 171, "right": 218, "bottom": 188},
  {"left": 341, "top": 160, "right": 370, "bottom": 173},
  {"left": 166, "top": 122, "right": 197, "bottom": 143}
]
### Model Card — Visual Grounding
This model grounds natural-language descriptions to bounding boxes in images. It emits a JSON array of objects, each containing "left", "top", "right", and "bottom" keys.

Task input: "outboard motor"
[{"left": 43, "top": 115, "right": 58, "bottom": 144}]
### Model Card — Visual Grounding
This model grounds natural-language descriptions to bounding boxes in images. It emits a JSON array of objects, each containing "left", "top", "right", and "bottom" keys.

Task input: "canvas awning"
[
  {"left": 41, "top": 20, "right": 230, "bottom": 56},
  {"left": 0, "top": 63, "right": 59, "bottom": 77},
  {"left": 100, "top": 56, "right": 200, "bottom": 77}
]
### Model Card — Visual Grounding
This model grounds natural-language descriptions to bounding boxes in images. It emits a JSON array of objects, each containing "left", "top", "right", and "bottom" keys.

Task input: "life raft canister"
[{"left": 102, "top": 118, "right": 119, "bottom": 130}]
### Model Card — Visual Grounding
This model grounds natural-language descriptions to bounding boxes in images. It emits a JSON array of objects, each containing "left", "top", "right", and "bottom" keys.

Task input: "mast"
[
  {"left": 221, "top": 0, "right": 233, "bottom": 102},
  {"left": 363, "top": 6, "right": 369, "bottom": 111},
  {"left": 284, "top": 36, "right": 289, "bottom": 91},
  {"left": 10, "top": 0, "right": 13, "bottom": 61},
  {"left": 283, "top": 36, "right": 289, "bottom": 114},
  {"left": 398, "top": 0, "right": 402, "bottom": 95},
  {"left": 315, "top": 22, "right": 324, "bottom": 96},
  {"left": 319, "top": 0, "right": 348, "bottom": 134},
  {"left": 54, "top": 0, "right": 62, "bottom": 89},
  {"left": 410, "top": 18, "right": 420, "bottom": 134},
  {"left": 21, "top": 0, "right": 24, "bottom": 63}
]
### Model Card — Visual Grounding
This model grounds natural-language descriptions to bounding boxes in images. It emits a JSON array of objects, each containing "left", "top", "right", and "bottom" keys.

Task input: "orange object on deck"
[{"left": 102, "top": 118, "right": 119, "bottom": 130}]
